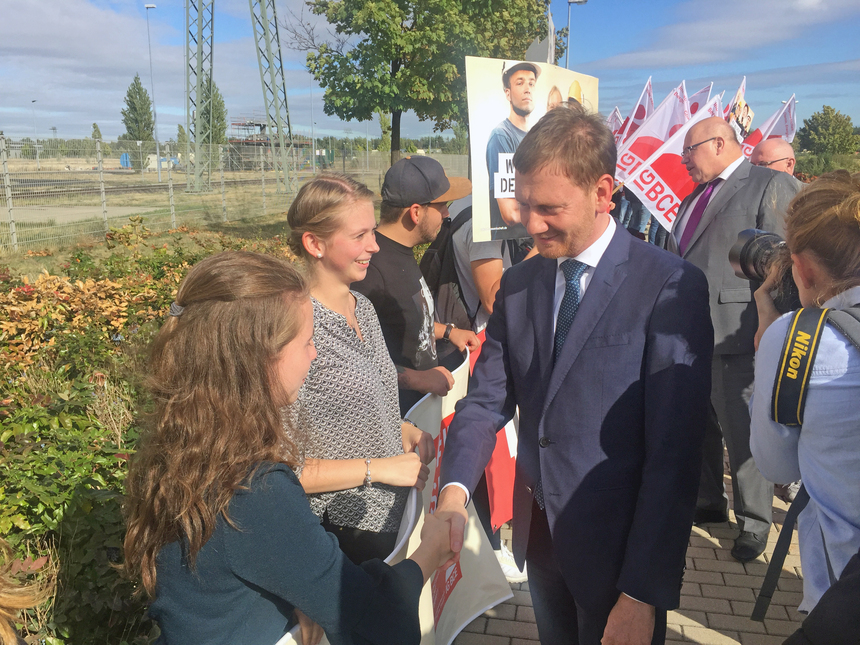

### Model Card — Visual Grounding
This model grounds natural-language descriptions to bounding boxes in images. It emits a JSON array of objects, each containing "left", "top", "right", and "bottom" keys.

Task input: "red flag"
[
  {"left": 616, "top": 82, "right": 690, "bottom": 184},
  {"left": 625, "top": 96, "right": 722, "bottom": 232}
]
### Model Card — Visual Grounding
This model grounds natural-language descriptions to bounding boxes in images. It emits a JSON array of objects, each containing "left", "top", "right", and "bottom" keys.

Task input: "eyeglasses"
[
  {"left": 681, "top": 137, "right": 717, "bottom": 158},
  {"left": 426, "top": 201, "right": 452, "bottom": 209},
  {"left": 752, "top": 157, "right": 790, "bottom": 167}
]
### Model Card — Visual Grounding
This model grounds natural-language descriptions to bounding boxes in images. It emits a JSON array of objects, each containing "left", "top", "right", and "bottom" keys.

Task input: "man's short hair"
[
  {"left": 513, "top": 107, "right": 616, "bottom": 189},
  {"left": 379, "top": 202, "right": 408, "bottom": 225}
]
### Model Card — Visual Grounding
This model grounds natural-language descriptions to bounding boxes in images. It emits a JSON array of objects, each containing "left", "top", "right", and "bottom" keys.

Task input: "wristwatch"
[{"left": 443, "top": 323, "right": 455, "bottom": 340}]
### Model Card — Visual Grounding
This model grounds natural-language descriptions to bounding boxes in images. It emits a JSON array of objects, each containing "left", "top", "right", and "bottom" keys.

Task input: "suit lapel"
[
  {"left": 682, "top": 159, "right": 751, "bottom": 257},
  {"left": 541, "top": 227, "right": 630, "bottom": 416},
  {"left": 529, "top": 256, "right": 557, "bottom": 388}
]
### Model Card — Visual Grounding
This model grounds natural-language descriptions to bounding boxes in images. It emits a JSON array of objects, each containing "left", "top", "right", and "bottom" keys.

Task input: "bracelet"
[
  {"left": 364, "top": 458, "right": 372, "bottom": 488},
  {"left": 443, "top": 323, "right": 455, "bottom": 340},
  {"left": 402, "top": 418, "right": 419, "bottom": 430}
]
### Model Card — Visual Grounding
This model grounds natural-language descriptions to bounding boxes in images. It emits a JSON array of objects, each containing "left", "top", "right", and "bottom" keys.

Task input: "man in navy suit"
[{"left": 435, "top": 108, "right": 714, "bottom": 644}]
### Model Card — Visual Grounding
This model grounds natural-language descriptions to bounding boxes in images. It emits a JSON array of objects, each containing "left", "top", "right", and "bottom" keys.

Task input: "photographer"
[{"left": 749, "top": 170, "right": 860, "bottom": 615}]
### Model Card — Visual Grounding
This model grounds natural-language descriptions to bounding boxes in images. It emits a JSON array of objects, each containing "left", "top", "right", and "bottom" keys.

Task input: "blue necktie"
[
  {"left": 537, "top": 259, "right": 588, "bottom": 510},
  {"left": 553, "top": 259, "right": 588, "bottom": 363}
]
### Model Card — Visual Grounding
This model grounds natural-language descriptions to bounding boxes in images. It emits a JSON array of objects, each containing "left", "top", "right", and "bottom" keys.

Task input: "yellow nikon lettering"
[{"left": 787, "top": 367, "right": 797, "bottom": 379}]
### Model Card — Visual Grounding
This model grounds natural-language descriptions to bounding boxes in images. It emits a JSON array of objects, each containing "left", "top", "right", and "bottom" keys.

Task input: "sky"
[{"left": 1, "top": 0, "right": 858, "bottom": 143}]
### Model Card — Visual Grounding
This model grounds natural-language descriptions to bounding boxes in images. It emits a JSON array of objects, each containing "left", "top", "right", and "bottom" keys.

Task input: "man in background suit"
[
  {"left": 435, "top": 108, "right": 714, "bottom": 644},
  {"left": 667, "top": 116, "right": 802, "bottom": 562}
]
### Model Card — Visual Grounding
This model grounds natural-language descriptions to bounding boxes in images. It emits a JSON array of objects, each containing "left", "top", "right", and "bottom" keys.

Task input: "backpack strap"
[
  {"left": 826, "top": 306, "right": 860, "bottom": 352},
  {"left": 771, "top": 307, "right": 830, "bottom": 426}
]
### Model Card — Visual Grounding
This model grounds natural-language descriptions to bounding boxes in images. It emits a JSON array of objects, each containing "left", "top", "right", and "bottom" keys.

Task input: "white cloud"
[{"left": 592, "top": 0, "right": 860, "bottom": 70}]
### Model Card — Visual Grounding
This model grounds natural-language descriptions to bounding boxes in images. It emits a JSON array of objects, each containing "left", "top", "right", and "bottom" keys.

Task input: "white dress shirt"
[{"left": 673, "top": 155, "right": 745, "bottom": 243}]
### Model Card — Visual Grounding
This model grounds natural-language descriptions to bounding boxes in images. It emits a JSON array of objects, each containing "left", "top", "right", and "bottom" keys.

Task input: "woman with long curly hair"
[{"left": 123, "top": 251, "right": 453, "bottom": 645}]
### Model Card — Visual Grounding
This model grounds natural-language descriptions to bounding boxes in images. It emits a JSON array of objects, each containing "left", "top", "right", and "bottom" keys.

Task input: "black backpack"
[{"left": 419, "top": 207, "right": 474, "bottom": 330}]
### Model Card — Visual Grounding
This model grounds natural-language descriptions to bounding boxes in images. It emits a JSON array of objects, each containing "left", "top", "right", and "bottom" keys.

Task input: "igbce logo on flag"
[
  {"left": 629, "top": 153, "right": 694, "bottom": 228},
  {"left": 430, "top": 413, "right": 463, "bottom": 627}
]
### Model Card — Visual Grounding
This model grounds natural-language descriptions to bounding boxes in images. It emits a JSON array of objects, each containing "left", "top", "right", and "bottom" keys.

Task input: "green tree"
[
  {"left": 199, "top": 73, "right": 228, "bottom": 145},
  {"left": 378, "top": 111, "right": 392, "bottom": 152},
  {"left": 120, "top": 73, "right": 154, "bottom": 142},
  {"left": 91, "top": 123, "right": 102, "bottom": 140},
  {"left": 554, "top": 26, "right": 568, "bottom": 64},
  {"left": 796, "top": 105, "right": 859, "bottom": 156},
  {"left": 287, "top": 0, "right": 549, "bottom": 163},
  {"left": 177, "top": 124, "right": 188, "bottom": 157}
]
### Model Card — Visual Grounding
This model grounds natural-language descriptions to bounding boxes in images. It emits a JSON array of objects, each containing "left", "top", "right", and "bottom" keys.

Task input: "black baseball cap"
[{"left": 381, "top": 156, "right": 471, "bottom": 208}]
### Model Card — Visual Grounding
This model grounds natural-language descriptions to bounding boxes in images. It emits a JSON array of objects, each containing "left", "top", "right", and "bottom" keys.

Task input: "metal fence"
[{"left": 0, "top": 134, "right": 468, "bottom": 254}]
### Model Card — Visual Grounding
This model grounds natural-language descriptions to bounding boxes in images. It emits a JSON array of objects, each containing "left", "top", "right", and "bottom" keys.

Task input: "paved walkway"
[{"left": 454, "top": 477, "right": 803, "bottom": 644}]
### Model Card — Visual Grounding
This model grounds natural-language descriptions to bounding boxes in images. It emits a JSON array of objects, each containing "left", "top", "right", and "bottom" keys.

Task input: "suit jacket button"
[
  {"left": 526, "top": 485, "right": 533, "bottom": 494},
  {"left": 539, "top": 437, "right": 551, "bottom": 448}
]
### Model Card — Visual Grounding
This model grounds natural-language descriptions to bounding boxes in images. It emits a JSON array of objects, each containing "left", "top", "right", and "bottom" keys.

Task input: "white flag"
[
  {"left": 740, "top": 95, "right": 797, "bottom": 157},
  {"left": 688, "top": 83, "right": 712, "bottom": 116},
  {"left": 625, "top": 96, "right": 722, "bottom": 232},
  {"left": 615, "top": 77, "right": 655, "bottom": 146},
  {"left": 606, "top": 107, "right": 624, "bottom": 137},
  {"left": 616, "top": 82, "right": 690, "bottom": 184}
]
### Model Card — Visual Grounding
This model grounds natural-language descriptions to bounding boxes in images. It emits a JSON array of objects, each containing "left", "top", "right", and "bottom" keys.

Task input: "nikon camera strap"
[
  {"left": 771, "top": 308, "right": 830, "bottom": 426},
  {"left": 753, "top": 304, "right": 860, "bottom": 621}
]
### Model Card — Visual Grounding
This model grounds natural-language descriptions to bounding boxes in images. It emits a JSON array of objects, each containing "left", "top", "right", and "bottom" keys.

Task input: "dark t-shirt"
[
  {"left": 486, "top": 118, "right": 529, "bottom": 240},
  {"left": 353, "top": 232, "right": 437, "bottom": 415}
]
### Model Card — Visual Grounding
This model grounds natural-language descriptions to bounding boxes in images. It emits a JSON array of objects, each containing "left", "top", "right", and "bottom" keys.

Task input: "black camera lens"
[{"left": 729, "top": 229, "right": 786, "bottom": 282}]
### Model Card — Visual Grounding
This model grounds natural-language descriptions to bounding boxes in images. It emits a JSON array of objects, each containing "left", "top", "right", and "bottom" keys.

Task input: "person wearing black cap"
[
  {"left": 353, "top": 156, "right": 480, "bottom": 415},
  {"left": 486, "top": 61, "right": 540, "bottom": 240}
]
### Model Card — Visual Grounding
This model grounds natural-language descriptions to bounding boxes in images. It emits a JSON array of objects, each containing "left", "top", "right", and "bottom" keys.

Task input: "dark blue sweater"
[{"left": 150, "top": 463, "right": 423, "bottom": 644}]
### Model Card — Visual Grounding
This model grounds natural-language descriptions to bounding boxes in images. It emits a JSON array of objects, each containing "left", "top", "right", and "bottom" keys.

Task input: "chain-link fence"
[{"left": 0, "top": 135, "right": 468, "bottom": 254}]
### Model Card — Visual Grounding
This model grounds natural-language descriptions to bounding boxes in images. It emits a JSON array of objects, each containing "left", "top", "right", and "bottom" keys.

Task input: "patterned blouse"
[{"left": 294, "top": 293, "right": 408, "bottom": 533}]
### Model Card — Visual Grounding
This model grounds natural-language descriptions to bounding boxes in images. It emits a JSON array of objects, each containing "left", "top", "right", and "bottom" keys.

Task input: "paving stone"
[
  {"left": 784, "top": 606, "right": 806, "bottom": 623},
  {"left": 701, "top": 584, "right": 756, "bottom": 602},
  {"left": 707, "top": 526, "right": 740, "bottom": 540},
  {"left": 770, "top": 590, "right": 803, "bottom": 608},
  {"left": 666, "top": 625, "right": 687, "bottom": 641},
  {"left": 462, "top": 617, "right": 487, "bottom": 633},
  {"left": 685, "top": 569, "right": 726, "bottom": 585},
  {"left": 515, "top": 606, "right": 535, "bottom": 623},
  {"left": 738, "top": 633, "right": 787, "bottom": 645},
  {"left": 757, "top": 604, "right": 789, "bottom": 621},
  {"left": 507, "top": 589, "right": 532, "bottom": 606},
  {"left": 682, "top": 625, "right": 740, "bottom": 644},
  {"left": 679, "top": 595, "right": 733, "bottom": 614},
  {"left": 729, "top": 600, "right": 756, "bottom": 617},
  {"left": 681, "top": 582, "right": 702, "bottom": 596},
  {"left": 690, "top": 535, "right": 725, "bottom": 549},
  {"left": 722, "top": 573, "right": 764, "bottom": 589},
  {"left": 511, "top": 639, "right": 540, "bottom": 645},
  {"left": 694, "top": 558, "right": 747, "bottom": 574},
  {"left": 764, "top": 618, "right": 801, "bottom": 637},
  {"left": 687, "top": 546, "right": 719, "bottom": 559},
  {"left": 486, "top": 618, "right": 539, "bottom": 640},
  {"left": 776, "top": 576, "right": 804, "bottom": 592},
  {"left": 485, "top": 604, "right": 517, "bottom": 620},
  {"left": 667, "top": 609, "right": 708, "bottom": 627},
  {"left": 453, "top": 633, "right": 510, "bottom": 645},
  {"left": 743, "top": 562, "right": 770, "bottom": 577},
  {"left": 707, "top": 612, "right": 768, "bottom": 634}
]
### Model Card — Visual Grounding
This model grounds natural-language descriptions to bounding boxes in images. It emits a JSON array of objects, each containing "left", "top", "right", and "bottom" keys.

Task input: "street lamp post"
[
  {"left": 31, "top": 100, "right": 40, "bottom": 170},
  {"left": 145, "top": 3, "right": 162, "bottom": 182},
  {"left": 310, "top": 74, "right": 316, "bottom": 174},
  {"left": 566, "top": 0, "right": 588, "bottom": 70}
]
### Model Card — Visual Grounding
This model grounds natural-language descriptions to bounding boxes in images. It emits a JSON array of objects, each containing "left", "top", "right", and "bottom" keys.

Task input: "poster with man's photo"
[
  {"left": 466, "top": 56, "right": 599, "bottom": 242},
  {"left": 729, "top": 98, "right": 754, "bottom": 140}
]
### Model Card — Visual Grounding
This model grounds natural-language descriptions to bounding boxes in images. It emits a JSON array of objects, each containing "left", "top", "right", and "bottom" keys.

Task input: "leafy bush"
[{"left": 1, "top": 222, "right": 296, "bottom": 643}]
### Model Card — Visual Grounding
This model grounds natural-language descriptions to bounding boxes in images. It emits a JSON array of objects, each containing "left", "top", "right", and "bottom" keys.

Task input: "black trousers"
[
  {"left": 321, "top": 513, "right": 398, "bottom": 565},
  {"left": 526, "top": 501, "right": 668, "bottom": 645}
]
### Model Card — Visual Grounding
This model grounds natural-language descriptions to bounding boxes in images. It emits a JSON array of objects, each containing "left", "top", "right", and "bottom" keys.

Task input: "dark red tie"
[{"left": 679, "top": 179, "right": 720, "bottom": 254}]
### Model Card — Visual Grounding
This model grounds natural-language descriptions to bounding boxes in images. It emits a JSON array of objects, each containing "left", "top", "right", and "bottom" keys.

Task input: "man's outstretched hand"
[{"left": 432, "top": 486, "right": 469, "bottom": 569}]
